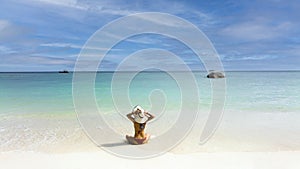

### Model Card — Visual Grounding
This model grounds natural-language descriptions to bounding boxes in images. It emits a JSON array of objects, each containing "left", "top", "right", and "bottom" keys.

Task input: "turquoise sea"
[{"left": 0, "top": 71, "right": 300, "bottom": 152}]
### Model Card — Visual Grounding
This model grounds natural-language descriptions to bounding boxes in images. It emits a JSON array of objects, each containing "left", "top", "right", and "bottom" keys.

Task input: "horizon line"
[{"left": 1, "top": 70, "right": 300, "bottom": 73}]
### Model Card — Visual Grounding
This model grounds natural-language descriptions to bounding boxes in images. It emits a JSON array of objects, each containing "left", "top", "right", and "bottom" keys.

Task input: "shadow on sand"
[{"left": 100, "top": 141, "right": 129, "bottom": 147}]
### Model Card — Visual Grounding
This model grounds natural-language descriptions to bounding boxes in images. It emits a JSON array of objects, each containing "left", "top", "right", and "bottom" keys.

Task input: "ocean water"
[{"left": 0, "top": 71, "right": 300, "bottom": 153}]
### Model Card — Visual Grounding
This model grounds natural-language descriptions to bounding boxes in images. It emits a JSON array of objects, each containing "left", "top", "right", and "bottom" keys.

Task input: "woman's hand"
[
  {"left": 126, "top": 113, "right": 135, "bottom": 122},
  {"left": 145, "top": 112, "right": 155, "bottom": 122}
]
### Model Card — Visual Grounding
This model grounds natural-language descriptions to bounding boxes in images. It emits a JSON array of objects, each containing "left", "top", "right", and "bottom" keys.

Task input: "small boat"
[{"left": 59, "top": 70, "right": 69, "bottom": 73}]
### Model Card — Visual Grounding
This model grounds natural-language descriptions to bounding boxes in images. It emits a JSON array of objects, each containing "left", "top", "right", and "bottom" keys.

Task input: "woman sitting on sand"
[{"left": 126, "top": 105, "right": 155, "bottom": 144}]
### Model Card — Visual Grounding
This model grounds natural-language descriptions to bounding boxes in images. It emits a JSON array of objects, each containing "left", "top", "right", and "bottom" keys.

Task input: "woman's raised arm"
[
  {"left": 145, "top": 112, "right": 155, "bottom": 122},
  {"left": 126, "top": 113, "right": 135, "bottom": 123}
]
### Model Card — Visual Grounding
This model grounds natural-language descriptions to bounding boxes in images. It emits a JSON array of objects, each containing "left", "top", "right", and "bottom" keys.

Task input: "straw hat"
[{"left": 132, "top": 105, "right": 148, "bottom": 123}]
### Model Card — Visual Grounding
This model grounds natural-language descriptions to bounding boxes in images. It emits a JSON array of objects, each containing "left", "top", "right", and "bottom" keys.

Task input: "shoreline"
[
  {"left": 1, "top": 110, "right": 300, "bottom": 153},
  {"left": 0, "top": 150, "right": 299, "bottom": 169}
]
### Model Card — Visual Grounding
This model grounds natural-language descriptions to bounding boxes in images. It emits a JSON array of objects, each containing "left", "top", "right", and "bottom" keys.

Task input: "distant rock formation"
[{"left": 206, "top": 71, "right": 225, "bottom": 78}]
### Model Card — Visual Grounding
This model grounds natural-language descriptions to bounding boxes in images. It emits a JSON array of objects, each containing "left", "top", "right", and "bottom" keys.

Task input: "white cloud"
[
  {"left": 29, "top": 0, "right": 138, "bottom": 16},
  {"left": 0, "top": 46, "right": 17, "bottom": 54},
  {"left": 221, "top": 19, "right": 293, "bottom": 41},
  {"left": 29, "top": 0, "right": 214, "bottom": 24},
  {"left": 135, "top": 13, "right": 192, "bottom": 28},
  {"left": 222, "top": 54, "right": 278, "bottom": 61},
  {"left": 28, "top": 55, "right": 75, "bottom": 65},
  {"left": 40, "top": 43, "right": 82, "bottom": 49},
  {"left": 1, "top": 53, "right": 75, "bottom": 65},
  {"left": 125, "top": 36, "right": 162, "bottom": 45},
  {"left": 0, "top": 20, "right": 26, "bottom": 41},
  {"left": 32, "top": 0, "right": 86, "bottom": 10},
  {"left": 240, "top": 55, "right": 278, "bottom": 60},
  {"left": 40, "top": 42, "right": 122, "bottom": 51},
  {"left": 0, "top": 20, "right": 10, "bottom": 31}
]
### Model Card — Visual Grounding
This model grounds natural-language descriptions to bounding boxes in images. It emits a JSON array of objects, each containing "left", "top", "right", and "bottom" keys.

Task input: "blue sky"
[{"left": 0, "top": 0, "right": 299, "bottom": 71}]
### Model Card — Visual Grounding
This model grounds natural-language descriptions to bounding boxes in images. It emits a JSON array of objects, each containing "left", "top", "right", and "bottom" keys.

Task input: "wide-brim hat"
[{"left": 132, "top": 105, "right": 148, "bottom": 123}]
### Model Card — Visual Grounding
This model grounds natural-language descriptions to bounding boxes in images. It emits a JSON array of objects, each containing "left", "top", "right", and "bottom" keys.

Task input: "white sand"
[
  {"left": 0, "top": 151, "right": 299, "bottom": 169},
  {"left": 1, "top": 111, "right": 300, "bottom": 169}
]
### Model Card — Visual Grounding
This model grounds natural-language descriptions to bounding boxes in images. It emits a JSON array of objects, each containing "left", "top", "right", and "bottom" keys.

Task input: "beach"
[
  {"left": 2, "top": 0, "right": 300, "bottom": 168},
  {"left": 1, "top": 151, "right": 299, "bottom": 169},
  {"left": 1, "top": 72, "right": 300, "bottom": 168}
]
